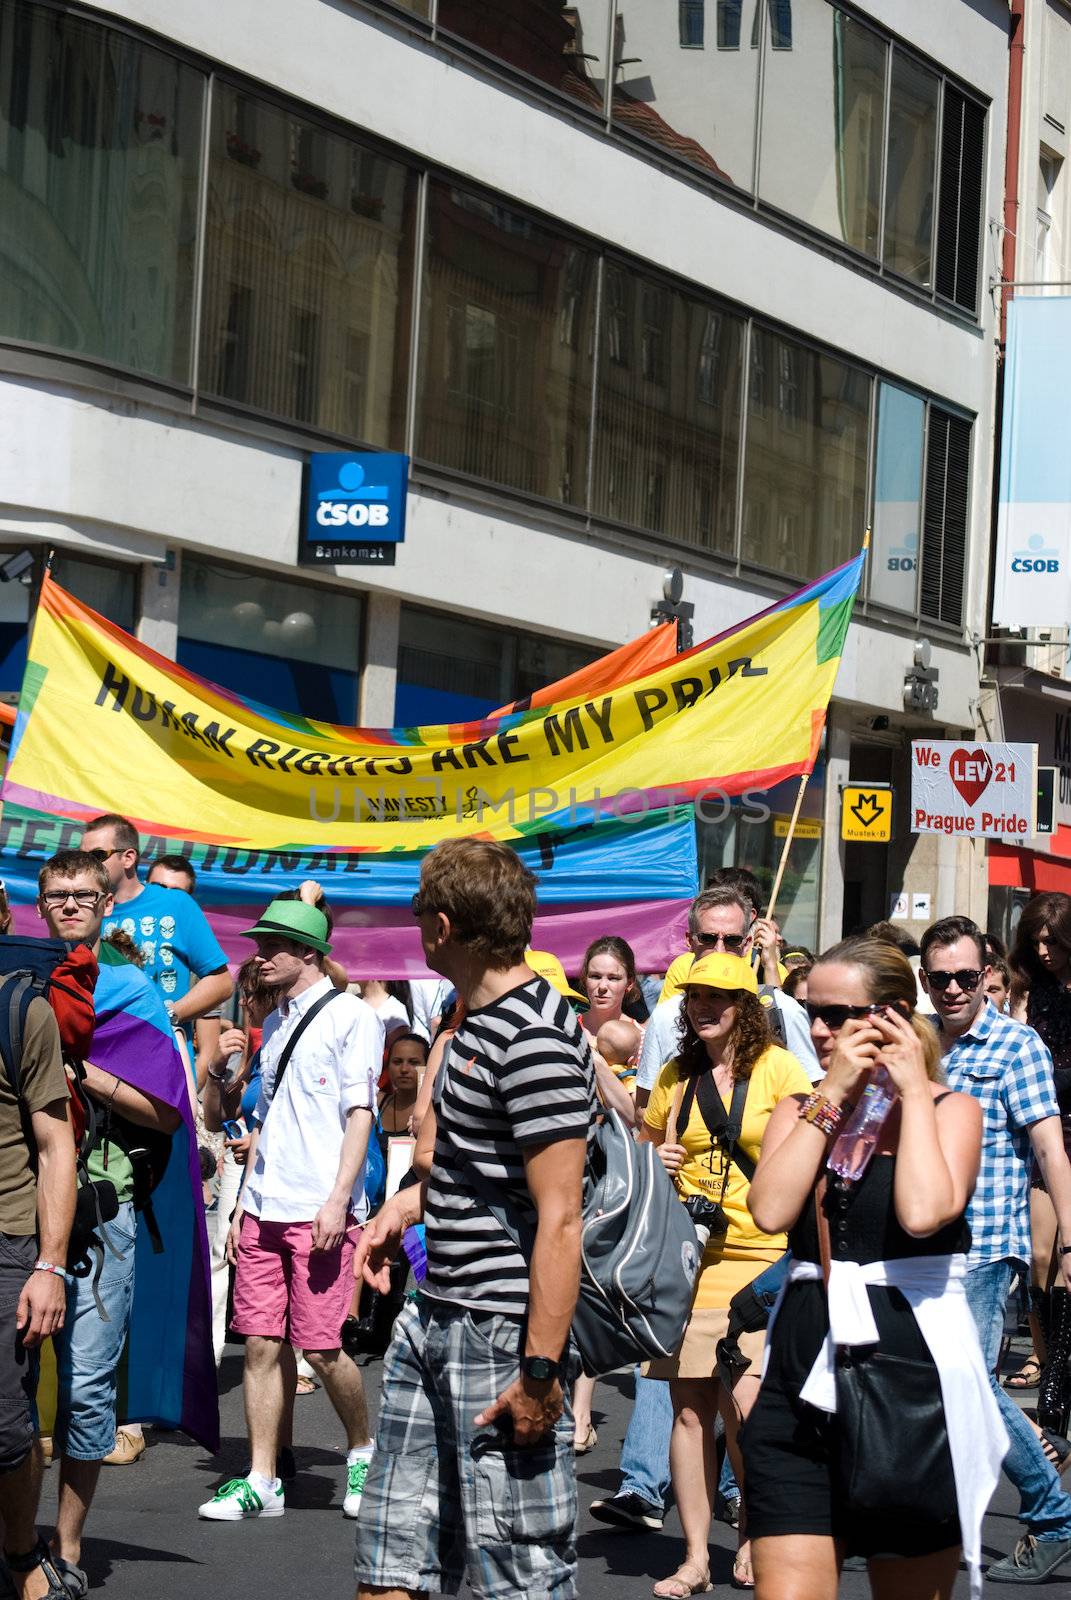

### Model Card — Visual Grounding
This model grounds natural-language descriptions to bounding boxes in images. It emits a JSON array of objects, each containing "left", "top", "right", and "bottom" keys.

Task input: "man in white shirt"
[
  {"left": 198, "top": 898, "right": 383, "bottom": 1526},
  {"left": 635, "top": 888, "right": 820, "bottom": 1112}
]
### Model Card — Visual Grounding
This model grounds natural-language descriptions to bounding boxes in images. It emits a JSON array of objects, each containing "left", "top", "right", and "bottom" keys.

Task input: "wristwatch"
[{"left": 521, "top": 1355, "right": 561, "bottom": 1383}]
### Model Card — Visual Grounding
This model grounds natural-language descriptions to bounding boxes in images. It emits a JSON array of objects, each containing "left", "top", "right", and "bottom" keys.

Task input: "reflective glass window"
[
  {"left": 437, "top": 0, "right": 611, "bottom": 113},
  {"left": 201, "top": 85, "right": 415, "bottom": 442},
  {"left": 417, "top": 182, "right": 597, "bottom": 506},
  {"left": 609, "top": 0, "right": 760, "bottom": 190},
  {"left": 759, "top": 0, "right": 886, "bottom": 258},
  {"left": 178, "top": 557, "right": 361, "bottom": 721},
  {"left": 51, "top": 553, "right": 137, "bottom": 631},
  {"left": 870, "top": 383, "right": 924, "bottom": 612},
  {"left": 0, "top": 0, "right": 203, "bottom": 381},
  {"left": 883, "top": 52, "right": 939, "bottom": 287},
  {"left": 742, "top": 326, "right": 870, "bottom": 578},
  {"left": 679, "top": 0, "right": 705, "bottom": 49},
  {"left": 593, "top": 266, "right": 743, "bottom": 552}
]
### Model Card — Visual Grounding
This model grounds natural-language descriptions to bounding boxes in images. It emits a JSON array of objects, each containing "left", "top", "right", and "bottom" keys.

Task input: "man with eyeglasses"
[
  {"left": 635, "top": 889, "right": 818, "bottom": 1118},
  {"left": 923, "top": 913, "right": 1071, "bottom": 1584},
  {"left": 36, "top": 850, "right": 181, "bottom": 1594},
  {"left": 79, "top": 814, "right": 232, "bottom": 1051}
]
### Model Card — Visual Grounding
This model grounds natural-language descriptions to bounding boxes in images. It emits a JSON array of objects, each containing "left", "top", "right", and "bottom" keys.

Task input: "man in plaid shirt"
[{"left": 924, "top": 915, "right": 1071, "bottom": 1585}]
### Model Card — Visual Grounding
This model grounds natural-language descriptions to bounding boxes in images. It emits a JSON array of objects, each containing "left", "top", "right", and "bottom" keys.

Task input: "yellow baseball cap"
[
  {"left": 526, "top": 947, "right": 587, "bottom": 1004},
  {"left": 683, "top": 952, "right": 758, "bottom": 996}
]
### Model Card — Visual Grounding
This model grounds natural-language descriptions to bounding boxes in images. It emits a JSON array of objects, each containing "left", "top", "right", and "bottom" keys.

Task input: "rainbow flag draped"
[{"left": 2, "top": 556, "right": 862, "bottom": 857}]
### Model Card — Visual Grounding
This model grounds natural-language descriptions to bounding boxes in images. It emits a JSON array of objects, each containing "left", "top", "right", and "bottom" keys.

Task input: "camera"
[{"left": 682, "top": 1193, "right": 728, "bottom": 1250}]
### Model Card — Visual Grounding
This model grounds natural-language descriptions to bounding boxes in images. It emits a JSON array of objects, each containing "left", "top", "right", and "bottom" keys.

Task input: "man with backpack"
[
  {"left": 352, "top": 838, "right": 597, "bottom": 1600},
  {"left": 0, "top": 932, "right": 75, "bottom": 1600},
  {"left": 36, "top": 850, "right": 181, "bottom": 1596}
]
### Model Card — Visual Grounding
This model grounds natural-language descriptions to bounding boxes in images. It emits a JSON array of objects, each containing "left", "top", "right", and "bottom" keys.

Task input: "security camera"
[{"left": 0, "top": 551, "right": 34, "bottom": 584}]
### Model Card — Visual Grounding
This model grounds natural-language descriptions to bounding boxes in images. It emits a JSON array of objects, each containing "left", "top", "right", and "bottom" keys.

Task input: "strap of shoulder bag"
[
  {"left": 269, "top": 987, "right": 343, "bottom": 1102},
  {"left": 676, "top": 1070, "right": 755, "bottom": 1182},
  {"left": 432, "top": 1041, "right": 535, "bottom": 1253},
  {"left": 814, "top": 1174, "right": 832, "bottom": 1288}
]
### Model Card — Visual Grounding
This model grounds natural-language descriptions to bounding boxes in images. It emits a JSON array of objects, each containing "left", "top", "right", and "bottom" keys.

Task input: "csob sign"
[
  {"left": 301, "top": 452, "right": 409, "bottom": 565},
  {"left": 911, "top": 740, "right": 1038, "bottom": 840}
]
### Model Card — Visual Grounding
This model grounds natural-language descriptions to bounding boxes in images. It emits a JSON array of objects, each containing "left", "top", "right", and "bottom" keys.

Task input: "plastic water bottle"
[{"left": 826, "top": 1065, "right": 896, "bottom": 1184}]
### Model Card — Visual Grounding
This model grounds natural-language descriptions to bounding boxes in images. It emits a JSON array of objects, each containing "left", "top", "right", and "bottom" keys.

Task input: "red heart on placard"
[{"left": 949, "top": 747, "right": 993, "bottom": 808}]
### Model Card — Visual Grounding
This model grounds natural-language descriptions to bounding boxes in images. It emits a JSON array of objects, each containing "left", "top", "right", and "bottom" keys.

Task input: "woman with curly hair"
[
  {"left": 1008, "top": 893, "right": 1071, "bottom": 1397},
  {"left": 641, "top": 954, "right": 813, "bottom": 1596}
]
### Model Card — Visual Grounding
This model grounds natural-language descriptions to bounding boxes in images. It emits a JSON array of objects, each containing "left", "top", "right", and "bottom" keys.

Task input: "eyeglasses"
[
  {"left": 84, "top": 847, "right": 120, "bottom": 864},
  {"left": 924, "top": 968, "right": 982, "bottom": 993},
  {"left": 805, "top": 1002, "right": 878, "bottom": 1031},
  {"left": 694, "top": 932, "right": 746, "bottom": 953},
  {"left": 41, "top": 889, "right": 102, "bottom": 910}
]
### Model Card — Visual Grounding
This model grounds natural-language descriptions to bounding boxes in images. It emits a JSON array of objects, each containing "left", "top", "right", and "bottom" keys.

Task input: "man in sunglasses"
[
  {"left": 635, "top": 888, "right": 819, "bottom": 1117},
  {"left": 923, "top": 914, "right": 1071, "bottom": 1585}
]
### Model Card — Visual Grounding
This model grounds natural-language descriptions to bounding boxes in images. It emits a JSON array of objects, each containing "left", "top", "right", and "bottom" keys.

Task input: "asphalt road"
[{"left": 33, "top": 1338, "right": 1071, "bottom": 1599}]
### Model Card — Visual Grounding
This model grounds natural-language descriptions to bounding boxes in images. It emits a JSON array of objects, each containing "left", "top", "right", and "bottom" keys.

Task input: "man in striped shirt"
[{"left": 353, "top": 838, "right": 596, "bottom": 1600}]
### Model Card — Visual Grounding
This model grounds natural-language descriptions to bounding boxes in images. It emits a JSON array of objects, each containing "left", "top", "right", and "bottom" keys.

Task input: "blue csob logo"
[
  {"left": 305, "top": 452, "right": 408, "bottom": 544},
  {"left": 1012, "top": 533, "right": 1060, "bottom": 574}
]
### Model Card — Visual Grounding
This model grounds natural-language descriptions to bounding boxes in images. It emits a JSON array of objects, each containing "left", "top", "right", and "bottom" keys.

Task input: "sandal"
[
  {"left": 732, "top": 1544, "right": 755, "bottom": 1590},
  {"left": 4, "top": 1540, "right": 68, "bottom": 1599},
  {"left": 295, "top": 1375, "right": 318, "bottom": 1396},
  {"left": 1006, "top": 1357, "right": 1042, "bottom": 1391},
  {"left": 574, "top": 1425, "right": 598, "bottom": 1456},
  {"left": 652, "top": 1565, "right": 713, "bottom": 1598},
  {"left": 1038, "top": 1427, "right": 1071, "bottom": 1475}
]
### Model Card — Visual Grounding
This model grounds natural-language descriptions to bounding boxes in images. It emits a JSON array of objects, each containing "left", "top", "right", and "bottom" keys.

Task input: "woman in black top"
[{"left": 742, "top": 938, "right": 982, "bottom": 1600}]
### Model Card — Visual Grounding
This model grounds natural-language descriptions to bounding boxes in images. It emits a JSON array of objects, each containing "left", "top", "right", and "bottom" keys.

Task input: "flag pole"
[{"left": 763, "top": 528, "right": 870, "bottom": 926}]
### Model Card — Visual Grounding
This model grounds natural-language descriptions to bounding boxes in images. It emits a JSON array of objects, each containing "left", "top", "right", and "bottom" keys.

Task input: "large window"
[
  {"left": 759, "top": 1, "right": 886, "bottom": 257},
  {"left": 609, "top": 0, "right": 761, "bottom": 191},
  {"left": 593, "top": 266, "right": 743, "bottom": 552},
  {"left": 396, "top": 604, "right": 598, "bottom": 725},
  {"left": 178, "top": 558, "right": 362, "bottom": 721},
  {"left": 0, "top": 0, "right": 203, "bottom": 382},
  {"left": 200, "top": 85, "right": 415, "bottom": 441},
  {"left": 741, "top": 327, "right": 870, "bottom": 579},
  {"left": 920, "top": 407, "right": 969, "bottom": 628},
  {"left": 417, "top": 182, "right": 597, "bottom": 505},
  {"left": 436, "top": 0, "right": 611, "bottom": 108},
  {"left": 883, "top": 52, "right": 939, "bottom": 287}
]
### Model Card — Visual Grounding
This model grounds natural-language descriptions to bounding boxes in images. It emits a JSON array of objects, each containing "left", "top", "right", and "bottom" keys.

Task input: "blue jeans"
[
  {"left": 53, "top": 1202, "right": 137, "bottom": 1461},
  {"left": 619, "top": 1371, "right": 672, "bottom": 1507},
  {"left": 966, "top": 1257, "right": 1071, "bottom": 1540}
]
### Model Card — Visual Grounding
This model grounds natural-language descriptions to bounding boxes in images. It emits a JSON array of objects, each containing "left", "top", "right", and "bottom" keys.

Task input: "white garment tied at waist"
[{"left": 762, "top": 1251, "right": 1007, "bottom": 1600}]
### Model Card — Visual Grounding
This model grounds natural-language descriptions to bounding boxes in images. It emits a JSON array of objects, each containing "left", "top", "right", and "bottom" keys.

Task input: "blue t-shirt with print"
[{"left": 102, "top": 883, "right": 227, "bottom": 1024}]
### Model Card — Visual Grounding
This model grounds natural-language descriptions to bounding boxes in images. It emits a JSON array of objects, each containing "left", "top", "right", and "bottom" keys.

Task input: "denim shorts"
[
  {"left": 52, "top": 1202, "right": 137, "bottom": 1461},
  {"left": 353, "top": 1299, "right": 579, "bottom": 1600}
]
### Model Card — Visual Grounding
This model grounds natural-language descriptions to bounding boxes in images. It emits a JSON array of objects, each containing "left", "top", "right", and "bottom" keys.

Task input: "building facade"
[{"left": 0, "top": 0, "right": 1012, "bottom": 950}]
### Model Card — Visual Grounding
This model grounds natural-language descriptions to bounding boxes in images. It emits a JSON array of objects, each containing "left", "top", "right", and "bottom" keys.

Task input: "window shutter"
[
  {"left": 921, "top": 408, "right": 970, "bottom": 628},
  {"left": 935, "top": 87, "right": 985, "bottom": 313}
]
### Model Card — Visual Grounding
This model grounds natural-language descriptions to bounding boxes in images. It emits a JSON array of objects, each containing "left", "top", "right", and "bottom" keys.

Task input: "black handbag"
[{"left": 814, "top": 1179, "right": 957, "bottom": 1518}]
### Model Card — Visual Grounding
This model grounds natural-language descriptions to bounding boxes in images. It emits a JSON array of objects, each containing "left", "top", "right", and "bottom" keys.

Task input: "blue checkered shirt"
[{"left": 942, "top": 1001, "right": 1059, "bottom": 1268}]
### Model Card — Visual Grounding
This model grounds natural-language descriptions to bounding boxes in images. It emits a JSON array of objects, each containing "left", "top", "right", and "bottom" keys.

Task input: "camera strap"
[{"left": 677, "top": 1070, "right": 755, "bottom": 1183}]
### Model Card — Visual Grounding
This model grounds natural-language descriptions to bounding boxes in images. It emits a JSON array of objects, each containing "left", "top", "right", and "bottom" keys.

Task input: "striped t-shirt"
[{"left": 423, "top": 975, "right": 596, "bottom": 1318}]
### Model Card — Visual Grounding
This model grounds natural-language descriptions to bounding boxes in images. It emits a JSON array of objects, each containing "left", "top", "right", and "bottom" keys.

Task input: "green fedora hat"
[{"left": 241, "top": 899, "right": 332, "bottom": 955}]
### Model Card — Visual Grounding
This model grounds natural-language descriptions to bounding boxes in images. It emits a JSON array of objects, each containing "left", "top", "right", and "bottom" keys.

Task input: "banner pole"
[{"left": 764, "top": 771, "right": 809, "bottom": 924}]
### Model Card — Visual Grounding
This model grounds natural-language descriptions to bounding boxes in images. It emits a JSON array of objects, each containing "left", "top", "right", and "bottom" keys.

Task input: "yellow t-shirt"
[
  {"left": 644, "top": 1045, "right": 813, "bottom": 1305},
  {"left": 659, "top": 949, "right": 788, "bottom": 1003}
]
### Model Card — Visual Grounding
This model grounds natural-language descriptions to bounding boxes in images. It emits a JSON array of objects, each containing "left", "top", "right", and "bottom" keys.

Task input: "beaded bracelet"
[{"left": 799, "top": 1091, "right": 844, "bottom": 1137}]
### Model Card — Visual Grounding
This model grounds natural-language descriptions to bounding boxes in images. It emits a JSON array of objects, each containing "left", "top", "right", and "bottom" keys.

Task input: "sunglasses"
[
  {"left": 410, "top": 892, "right": 435, "bottom": 919},
  {"left": 924, "top": 968, "right": 982, "bottom": 993},
  {"left": 85, "top": 847, "right": 120, "bottom": 863},
  {"left": 805, "top": 1002, "right": 879, "bottom": 1031},
  {"left": 694, "top": 932, "right": 746, "bottom": 953}
]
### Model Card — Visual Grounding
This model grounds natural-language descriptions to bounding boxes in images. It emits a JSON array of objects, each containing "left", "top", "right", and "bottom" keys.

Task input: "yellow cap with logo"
[
  {"left": 526, "top": 948, "right": 587, "bottom": 1004},
  {"left": 683, "top": 952, "right": 758, "bottom": 996}
]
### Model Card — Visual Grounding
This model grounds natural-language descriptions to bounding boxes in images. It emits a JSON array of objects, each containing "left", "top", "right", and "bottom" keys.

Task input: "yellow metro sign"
[{"left": 841, "top": 785, "right": 893, "bottom": 843}]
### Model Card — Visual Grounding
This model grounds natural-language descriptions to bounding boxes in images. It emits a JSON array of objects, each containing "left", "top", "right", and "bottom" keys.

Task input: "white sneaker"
[
  {"left": 343, "top": 1456, "right": 371, "bottom": 1518},
  {"left": 198, "top": 1475, "right": 284, "bottom": 1520}
]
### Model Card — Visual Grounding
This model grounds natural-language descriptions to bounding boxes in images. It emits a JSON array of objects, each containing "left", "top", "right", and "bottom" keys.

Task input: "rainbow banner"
[{"left": 3, "top": 557, "right": 863, "bottom": 856}]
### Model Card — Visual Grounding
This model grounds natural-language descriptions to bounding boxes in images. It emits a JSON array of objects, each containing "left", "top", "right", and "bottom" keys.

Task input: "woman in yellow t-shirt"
[{"left": 642, "top": 953, "right": 812, "bottom": 1598}]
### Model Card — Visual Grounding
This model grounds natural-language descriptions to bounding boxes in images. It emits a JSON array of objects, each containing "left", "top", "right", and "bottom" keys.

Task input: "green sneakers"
[
  {"left": 343, "top": 1456, "right": 371, "bottom": 1519},
  {"left": 198, "top": 1475, "right": 284, "bottom": 1521}
]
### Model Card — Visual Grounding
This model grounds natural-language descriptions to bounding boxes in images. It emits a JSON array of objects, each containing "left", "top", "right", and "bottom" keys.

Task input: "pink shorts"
[{"left": 231, "top": 1216, "right": 358, "bottom": 1351}]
